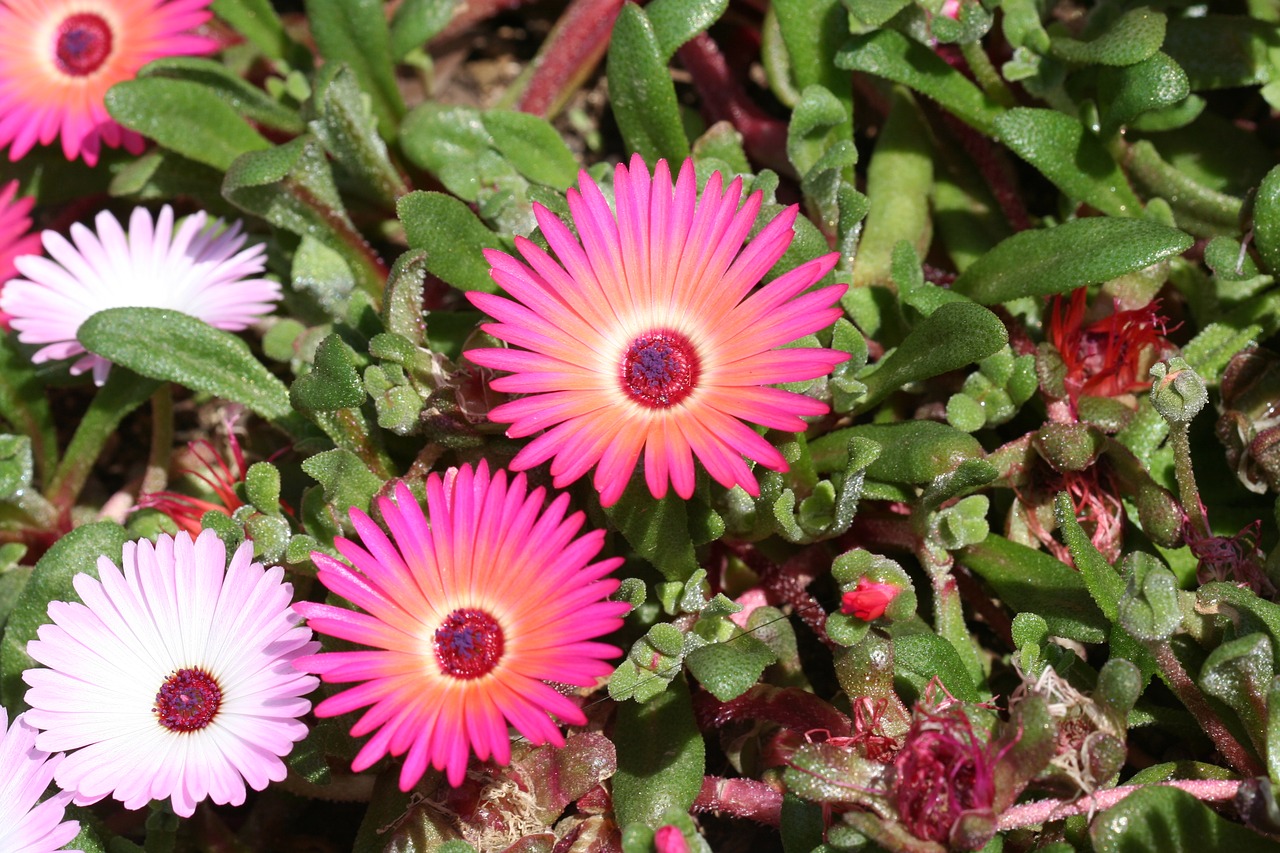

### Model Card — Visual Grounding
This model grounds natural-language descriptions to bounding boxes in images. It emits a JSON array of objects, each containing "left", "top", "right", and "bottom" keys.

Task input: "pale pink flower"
[
  {"left": 22, "top": 530, "right": 318, "bottom": 818},
  {"left": 0, "top": 0, "right": 217, "bottom": 165},
  {"left": 0, "top": 707, "right": 80, "bottom": 853},
  {"left": 295, "top": 462, "right": 630, "bottom": 788},
  {"left": 1, "top": 205, "right": 279, "bottom": 385},
  {"left": 466, "top": 155, "right": 849, "bottom": 506}
]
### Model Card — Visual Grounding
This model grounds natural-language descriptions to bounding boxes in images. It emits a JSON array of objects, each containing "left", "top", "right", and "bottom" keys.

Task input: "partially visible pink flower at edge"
[
  {"left": 0, "top": 179, "right": 41, "bottom": 330},
  {"left": 654, "top": 825, "right": 692, "bottom": 853},
  {"left": 841, "top": 577, "right": 901, "bottom": 621}
]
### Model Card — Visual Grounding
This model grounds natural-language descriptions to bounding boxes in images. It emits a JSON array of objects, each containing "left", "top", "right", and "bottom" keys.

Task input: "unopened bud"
[
  {"left": 654, "top": 825, "right": 691, "bottom": 853},
  {"left": 841, "top": 577, "right": 902, "bottom": 621},
  {"left": 1150, "top": 357, "right": 1208, "bottom": 425}
]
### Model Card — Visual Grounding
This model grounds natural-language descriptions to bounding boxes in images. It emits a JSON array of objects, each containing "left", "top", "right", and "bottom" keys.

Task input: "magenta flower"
[
  {"left": 840, "top": 577, "right": 901, "bottom": 621},
  {"left": 295, "top": 462, "right": 630, "bottom": 788},
  {"left": 466, "top": 155, "right": 849, "bottom": 506},
  {"left": 22, "top": 531, "right": 319, "bottom": 818},
  {"left": 0, "top": 179, "right": 41, "bottom": 330},
  {"left": 0, "top": 0, "right": 217, "bottom": 165},
  {"left": 893, "top": 689, "right": 1001, "bottom": 849},
  {"left": 0, "top": 707, "right": 80, "bottom": 853},
  {"left": 1, "top": 205, "right": 279, "bottom": 385}
]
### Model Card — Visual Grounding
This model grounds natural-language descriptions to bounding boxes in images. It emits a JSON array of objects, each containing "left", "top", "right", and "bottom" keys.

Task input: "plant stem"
[
  {"left": 999, "top": 779, "right": 1242, "bottom": 829},
  {"left": 1169, "top": 423, "right": 1209, "bottom": 538},
  {"left": 142, "top": 383, "right": 174, "bottom": 496},
  {"left": 691, "top": 777, "right": 783, "bottom": 826}
]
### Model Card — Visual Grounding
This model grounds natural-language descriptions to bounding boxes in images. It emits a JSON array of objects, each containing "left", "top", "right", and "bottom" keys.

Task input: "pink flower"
[
  {"left": 1, "top": 204, "right": 279, "bottom": 385},
  {"left": 654, "top": 825, "right": 691, "bottom": 853},
  {"left": 0, "top": 707, "right": 80, "bottom": 853},
  {"left": 840, "top": 577, "right": 900, "bottom": 621},
  {"left": 294, "top": 462, "right": 631, "bottom": 788},
  {"left": 22, "top": 530, "right": 318, "bottom": 818},
  {"left": 466, "top": 155, "right": 849, "bottom": 506},
  {"left": 0, "top": 179, "right": 41, "bottom": 330},
  {"left": 0, "top": 0, "right": 218, "bottom": 165}
]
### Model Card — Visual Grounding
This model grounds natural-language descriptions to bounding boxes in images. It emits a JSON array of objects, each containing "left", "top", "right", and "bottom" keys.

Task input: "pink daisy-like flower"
[
  {"left": 0, "top": 0, "right": 217, "bottom": 165},
  {"left": 465, "top": 155, "right": 849, "bottom": 506},
  {"left": 0, "top": 179, "right": 42, "bottom": 330},
  {"left": 1, "top": 204, "right": 279, "bottom": 385},
  {"left": 22, "top": 530, "right": 319, "bottom": 818},
  {"left": 294, "top": 461, "right": 630, "bottom": 789},
  {"left": 0, "top": 707, "right": 80, "bottom": 853}
]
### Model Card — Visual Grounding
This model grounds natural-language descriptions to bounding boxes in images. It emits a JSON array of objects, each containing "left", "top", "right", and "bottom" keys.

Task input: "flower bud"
[
  {"left": 841, "top": 577, "right": 902, "bottom": 621},
  {"left": 1149, "top": 357, "right": 1208, "bottom": 424},
  {"left": 654, "top": 824, "right": 691, "bottom": 853}
]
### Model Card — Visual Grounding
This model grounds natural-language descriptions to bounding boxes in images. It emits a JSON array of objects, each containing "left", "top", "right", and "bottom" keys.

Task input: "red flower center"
[
  {"left": 55, "top": 13, "right": 114, "bottom": 77},
  {"left": 434, "top": 609, "right": 504, "bottom": 679},
  {"left": 621, "top": 330, "right": 699, "bottom": 408},
  {"left": 154, "top": 668, "right": 222, "bottom": 732}
]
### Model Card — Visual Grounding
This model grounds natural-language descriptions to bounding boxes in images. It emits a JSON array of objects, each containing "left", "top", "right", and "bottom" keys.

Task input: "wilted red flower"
[
  {"left": 138, "top": 434, "right": 247, "bottom": 534},
  {"left": 1048, "top": 289, "right": 1171, "bottom": 405},
  {"left": 893, "top": 685, "right": 1002, "bottom": 849},
  {"left": 840, "top": 577, "right": 901, "bottom": 621},
  {"left": 1185, "top": 516, "right": 1273, "bottom": 595}
]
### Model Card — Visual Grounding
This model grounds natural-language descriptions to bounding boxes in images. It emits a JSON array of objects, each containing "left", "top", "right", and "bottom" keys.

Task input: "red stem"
[
  {"left": 691, "top": 776, "right": 784, "bottom": 827},
  {"left": 515, "top": 0, "right": 624, "bottom": 117}
]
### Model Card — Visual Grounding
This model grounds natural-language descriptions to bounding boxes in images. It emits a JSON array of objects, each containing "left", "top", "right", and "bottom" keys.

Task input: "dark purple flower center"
[
  {"left": 621, "top": 330, "right": 699, "bottom": 408},
  {"left": 435, "top": 609, "right": 504, "bottom": 679},
  {"left": 154, "top": 668, "right": 222, "bottom": 732},
  {"left": 54, "top": 13, "right": 114, "bottom": 77}
]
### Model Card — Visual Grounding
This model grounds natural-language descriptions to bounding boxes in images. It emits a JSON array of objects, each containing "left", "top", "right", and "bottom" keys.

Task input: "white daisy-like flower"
[
  {"left": 0, "top": 204, "right": 280, "bottom": 385},
  {"left": 0, "top": 706, "right": 80, "bottom": 853},
  {"left": 22, "top": 530, "right": 319, "bottom": 818}
]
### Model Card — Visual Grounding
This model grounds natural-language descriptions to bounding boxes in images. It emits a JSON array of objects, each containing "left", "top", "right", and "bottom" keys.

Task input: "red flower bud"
[
  {"left": 654, "top": 825, "right": 691, "bottom": 853},
  {"left": 840, "top": 577, "right": 901, "bottom": 621}
]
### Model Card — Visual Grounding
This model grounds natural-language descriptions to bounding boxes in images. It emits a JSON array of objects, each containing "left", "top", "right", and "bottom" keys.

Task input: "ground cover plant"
[{"left": 3, "top": 0, "right": 1280, "bottom": 851}]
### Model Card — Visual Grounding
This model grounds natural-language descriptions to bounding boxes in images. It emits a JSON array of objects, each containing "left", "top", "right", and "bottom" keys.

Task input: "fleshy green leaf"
[
  {"left": 1253, "top": 164, "right": 1280, "bottom": 275},
  {"left": 952, "top": 217, "right": 1193, "bottom": 304},
  {"left": 211, "top": 0, "right": 304, "bottom": 63},
  {"left": 606, "top": 3, "right": 690, "bottom": 164},
  {"left": 105, "top": 77, "right": 271, "bottom": 171},
  {"left": 815, "top": 421, "right": 983, "bottom": 484},
  {"left": 993, "top": 108, "right": 1143, "bottom": 216},
  {"left": 605, "top": 479, "right": 699, "bottom": 582},
  {"left": 1163, "top": 16, "right": 1278, "bottom": 92},
  {"left": 1050, "top": 7, "right": 1167, "bottom": 67},
  {"left": 390, "top": 0, "right": 459, "bottom": 59},
  {"left": 311, "top": 66, "right": 409, "bottom": 208},
  {"left": 398, "top": 191, "right": 509, "bottom": 293},
  {"left": 612, "top": 677, "right": 705, "bottom": 829},
  {"left": 481, "top": 110, "right": 579, "bottom": 190},
  {"left": 291, "top": 334, "right": 366, "bottom": 412},
  {"left": 1098, "top": 52, "right": 1192, "bottom": 135},
  {"left": 1091, "top": 785, "right": 1273, "bottom": 852},
  {"left": 836, "top": 29, "right": 1004, "bottom": 135},
  {"left": 684, "top": 635, "right": 776, "bottom": 701},
  {"left": 646, "top": 0, "right": 728, "bottom": 60},
  {"left": 78, "top": 308, "right": 291, "bottom": 420},
  {"left": 305, "top": 0, "right": 404, "bottom": 138},
  {"left": 301, "top": 449, "right": 383, "bottom": 519},
  {"left": 892, "top": 631, "right": 979, "bottom": 702},
  {"left": 0, "top": 522, "right": 129, "bottom": 709},
  {"left": 139, "top": 57, "right": 305, "bottom": 134}
]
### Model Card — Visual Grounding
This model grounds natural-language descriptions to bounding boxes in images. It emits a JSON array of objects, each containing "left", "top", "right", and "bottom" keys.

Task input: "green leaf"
[
  {"left": 836, "top": 29, "right": 1004, "bottom": 135},
  {"left": 858, "top": 302, "right": 1008, "bottom": 410},
  {"left": 605, "top": 479, "right": 699, "bottom": 582},
  {"left": 815, "top": 421, "right": 981, "bottom": 484},
  {"left": 1091, "top": 785, "right": 1274, "bottom": 852},
  {"left": 993, "top": 108, "right": 1142, "bottom": 217},
  {"left": 606, "top": 3, "right": 690, "bottom": 164},
  {"left": 305, "top": 0, "right": 404, "bottom": 138},
  {"left": 291, "top": 334, "right": 366, "bottom": 412},
  {"left": 382, "top": 249, "right": 428, "bottom": 346},
  {"left": 646, "top": 0, "right": 729, "bottom": 60},
  {"left": 211, "top": 0, "right": 304, "bottom": 64},
  {"left": 1198, "top": 583, "right": 1280, "bottom": 674},
  {"left": 482, "top": 110, "right": 579, "bottom": 190},
  {"left": 105, "top": 77, "right": 271, "bottom": 171},
  {"left": 78, "top": 308, "right": 291, "bottom": 420},
  {"left": 311, "top": 66, "right": 409, "bottom": 208},
  {"left": 1254, "top": 164, "right": 1280, "bottom": 276},
  {"left": 398, "top": 104, "right": 491, "bottom": 201},
  {"left": 892, "top": 631, "right": 978, "bottom": 702},
  {"left": 0, "top": 522, "right": 129, "bottom": 709},
  {"left": 0, "top": 337, "right": 56, "bottom": 484},
  {"left": 301, "top": 449, "right": 384, "bottom": 518},
  {"left": 223, "top": 136, "right": 384, "bottom": 298},
  {"left": 390, "top": 0, "right": 459, "bottom": 59},
  {"left": 773, "top": 0, "right": 851, "bottom": 112},
  {"left": 612, "top": 677, "right": 705, "bottom": 829},
  {"left": 1163, "top": 16, "right": 1278, "bottom": 92},
  {"left": 952, "top": 217, "right": 1193, "bottom": 304},
  {"left": 398, "top": 191, "right": 508, "bottom": 292},
  {"left": 685, "top": 635, "right": 776, "bottom": 701},
  {"left": 1050, "top": 7, "right": 1167, "bottom": 67},
  {"left": 139, "top": 57, "right": 305, "bottom": 134},
  {"left": 960, "top": 536, "right": 1107, "bottom": 644},
  {"left": 0, "top": 435, "right": 33, "bottom": 502},
  {"left": 1200, "top": 633, "right": 1272, "bottom": 753},
  {"left": 1098, "top": 52, "right": 1191, "bottom": 136}
]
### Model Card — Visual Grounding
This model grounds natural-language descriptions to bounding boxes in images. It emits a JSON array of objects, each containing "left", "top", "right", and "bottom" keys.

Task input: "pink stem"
[
  {"left": 692, "top": 776, "right": 784, "bottom": 827},
  {"left": 999, "top": 779, "right": 1243, "bottom": 829},
  {"left": 515, "top": 0, "right": 624, "bottom": 117}
]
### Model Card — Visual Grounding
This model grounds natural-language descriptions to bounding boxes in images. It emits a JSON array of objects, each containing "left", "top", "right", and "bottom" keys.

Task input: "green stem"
[
  {"left": 1169, "top": 423, "right": 1208, "bottom": 538},
  {"left": 142, "top": 384, "right": 174, "bottom": 496},
  {"left": 960, "top": 40, "right": 1016, "bottom": 108},
  {"left": 46, "top": 373, "right": 161, "bottom": 515}
]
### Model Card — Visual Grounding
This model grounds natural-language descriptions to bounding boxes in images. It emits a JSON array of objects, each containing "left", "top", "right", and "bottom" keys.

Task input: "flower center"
[
  {"left": 54, "top": 13, "right": 113, "bottom": 77},
  {"left": 154, "top": 668, "right": 222, "bottom": 732},
  {"left": 434, "top": 609, "right": 504, "bottom": 679},
  {"left": 621, "top": 330, "right": 699, "bottom": 408}
]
